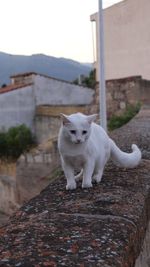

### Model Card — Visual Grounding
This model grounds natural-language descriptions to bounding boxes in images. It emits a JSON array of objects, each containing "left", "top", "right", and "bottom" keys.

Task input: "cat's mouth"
[{"left": 75, "top": 140, "right": 82, "bottom": 144}]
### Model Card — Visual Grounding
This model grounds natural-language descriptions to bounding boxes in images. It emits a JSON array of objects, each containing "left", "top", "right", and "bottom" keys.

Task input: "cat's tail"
[
  {"left": 75, "top": 169, "right": 83, "bottom": 180},
  {"left": 109, "top": 139, "right": 141, "bottom": 168}
]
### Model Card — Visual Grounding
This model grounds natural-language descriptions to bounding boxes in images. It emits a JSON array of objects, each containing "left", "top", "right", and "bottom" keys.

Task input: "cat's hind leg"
[
  {"left": 92, "top": 168, "right": 104, "bottom": 183},
  {"left": 92, "top": 156, "right": 108, "bottom": 184}
]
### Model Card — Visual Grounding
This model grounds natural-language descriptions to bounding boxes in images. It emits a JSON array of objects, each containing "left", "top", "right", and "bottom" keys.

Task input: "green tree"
[
  {"left": 73, "top": 69, "right": 96, "bottom": 89},
  {"left": 1, "top": 84, "right": 7, "bottom": 88},
  {"left": 0, "top": 124, "right": 35, "bottom": 159}
]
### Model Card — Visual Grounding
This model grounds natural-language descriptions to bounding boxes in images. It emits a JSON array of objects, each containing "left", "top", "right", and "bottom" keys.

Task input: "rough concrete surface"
[{"left": 0, "top": 106, "right": 150, "bottom": 267}]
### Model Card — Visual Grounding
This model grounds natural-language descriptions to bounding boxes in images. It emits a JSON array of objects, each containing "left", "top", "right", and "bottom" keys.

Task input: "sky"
[{"left": 0, "top": 0, "right": 123, "bottom": 63}]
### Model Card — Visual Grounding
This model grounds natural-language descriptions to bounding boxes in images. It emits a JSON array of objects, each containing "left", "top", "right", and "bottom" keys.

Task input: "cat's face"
[
  {"left": 63, "top": 120, "right": 90, "bottom": 144},
  {"left": 61, "top": 113, "right": 97, "bottom": 144}
]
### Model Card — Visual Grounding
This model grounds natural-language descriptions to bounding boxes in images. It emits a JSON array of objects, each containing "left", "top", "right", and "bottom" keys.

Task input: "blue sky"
[{"left": 0, "top": 0, "right": 123, "bottom": 62}]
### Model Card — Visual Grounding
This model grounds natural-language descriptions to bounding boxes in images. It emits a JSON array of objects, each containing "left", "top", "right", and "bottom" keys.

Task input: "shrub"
[
  {"left": 108, "top": 103, "right": 141, "bottom": 131},
  {"left": 0, "top": 124, "right": 35, "bottom": 159},
  {"left": 0, "top": 132, "right": 7, "bottom": 158},
  {"left": 73, "top": 69, "right": 96, "bottom": 89}
]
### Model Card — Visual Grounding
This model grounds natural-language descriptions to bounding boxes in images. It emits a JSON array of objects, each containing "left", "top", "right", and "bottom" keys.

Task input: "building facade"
[
  {"left": 91, "top": 0, "right": 150, "bottom": 81},
  {"left": 0, "top": 72, "right": 95, "bottom": 134}
]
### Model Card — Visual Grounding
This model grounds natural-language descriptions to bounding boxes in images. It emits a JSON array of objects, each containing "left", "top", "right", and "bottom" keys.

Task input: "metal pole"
[{"left": 98, "top": 0, "right": 107, "bottom": 131}]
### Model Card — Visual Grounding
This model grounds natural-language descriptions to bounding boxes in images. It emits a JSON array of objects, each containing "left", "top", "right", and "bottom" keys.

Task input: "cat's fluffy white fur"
[{"left": 58, "top": 112, "right": 141, "bottom": 190}]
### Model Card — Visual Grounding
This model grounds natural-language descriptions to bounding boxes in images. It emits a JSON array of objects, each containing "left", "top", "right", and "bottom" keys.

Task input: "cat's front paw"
[
  {"left": 66, "top": 181, "right": 77, "bottom": 190},
  {"left": 82, "top": 182, "right": 93, "bottom": 189}
]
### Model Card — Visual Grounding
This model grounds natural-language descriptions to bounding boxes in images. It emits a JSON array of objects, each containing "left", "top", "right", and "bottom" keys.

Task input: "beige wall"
[
  {"left": 35, "top": 105, "right": 98, "bottom": 143},
  {"left": 91, "top": 0, "right": 150, "bottom": 81}
]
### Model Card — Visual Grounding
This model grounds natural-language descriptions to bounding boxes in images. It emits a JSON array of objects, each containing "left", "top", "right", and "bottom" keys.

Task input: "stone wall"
[
  {"left": 0, "top": 72, "right": 150, "bottom": 264},
  {"left": 135, "top": 221, "right": 150, "bottom": 267},
  {"left": 0, "top": 106, "right": 150, "bottom": 266},
  {"left": 0, "top": 137, "right": 60, "bottom": 218},
  {"left": 16, "top": 138, "right": 60, "bottom": 204},
  {"left": 102, "top": 76, "right": 150, "bottom": 118},
  {"left": 109, "top": 106, "right": 150, "bottom": 266},
  {"left": 0, "top": 162, "right": 19, "bottom": 215}
]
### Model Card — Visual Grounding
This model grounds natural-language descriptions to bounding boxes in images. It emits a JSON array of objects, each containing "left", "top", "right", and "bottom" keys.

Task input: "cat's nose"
[{"left": 76, "top": 139, "right": 82, "bottom": 144}]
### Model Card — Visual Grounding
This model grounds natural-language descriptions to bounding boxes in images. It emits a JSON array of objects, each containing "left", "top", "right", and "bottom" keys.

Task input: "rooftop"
[
  {"left": 0, "top": 83, "right": 33, "bottom": 94},
  {"left": 10, "top": 72, "right": 37, "bottom": 78}
]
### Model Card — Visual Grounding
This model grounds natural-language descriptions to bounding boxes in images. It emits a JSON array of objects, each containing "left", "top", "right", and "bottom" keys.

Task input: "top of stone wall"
[
  {"left": 106, "top": 75, "right": 142, "bottom": 84},
  {"left": 36, "top": 105, "right": 96, "bottom": 117},
  {"left": 0, "top": 107, "right": 150, "bottom": 267},
  {"left": 106, "top": 76, "right": 150, "bottom": 90}
]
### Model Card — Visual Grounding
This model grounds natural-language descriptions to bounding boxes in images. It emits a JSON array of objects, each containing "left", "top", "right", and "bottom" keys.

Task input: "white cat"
[{"left": 58, "top": 113, "right": 141, "bottom": 190}]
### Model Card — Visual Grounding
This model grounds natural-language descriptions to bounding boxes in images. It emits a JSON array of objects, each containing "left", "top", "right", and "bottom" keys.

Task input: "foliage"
[
  {"left": 0, "top": 132, "right": 7, "bottom": 158},
  {"left": 73, "top": 69, "right": 96, "bottom": 89},
  {"left": 1, "top": 84, "right": 7, "bottom": 88},
  {"left": 0, "top": 124, "right": 35, "bottom": 160},
  {"left": 108, "top": 103, "right": 141, "bottom": 131}
]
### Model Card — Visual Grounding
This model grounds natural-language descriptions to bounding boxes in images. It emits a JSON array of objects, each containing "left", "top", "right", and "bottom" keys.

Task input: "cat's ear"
[
  {"left": 60, "top": 113, "right": 71, "bottom": 125},
  {"left": 87, "top": 114, "right": 98, "bottom": 124}
]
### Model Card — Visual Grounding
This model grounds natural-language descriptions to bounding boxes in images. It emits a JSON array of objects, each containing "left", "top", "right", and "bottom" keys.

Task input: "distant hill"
[{"left": 0, "top": 52, "right": 92, "bottom": 86}]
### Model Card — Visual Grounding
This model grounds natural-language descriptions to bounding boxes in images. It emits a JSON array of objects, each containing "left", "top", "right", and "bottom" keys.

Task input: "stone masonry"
[
  {"left": 0, "top": 106, "right": 150, "bottom": 266},
  {"left": 105, "top": 76, "right": 150, "bottom": 118},
  {"left": 16, "top": 138, "right": 60, "bottom": 204}
]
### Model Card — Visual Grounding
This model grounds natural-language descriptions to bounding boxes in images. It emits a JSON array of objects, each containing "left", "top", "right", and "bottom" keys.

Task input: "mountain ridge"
[{"left": 0, "top": 52, "right": 92, "bottom": 86}]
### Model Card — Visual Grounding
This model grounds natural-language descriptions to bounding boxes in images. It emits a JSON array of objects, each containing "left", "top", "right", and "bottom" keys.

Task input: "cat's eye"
[
  {"left": 82, "top": 130, "right": 87, "bottom": 135},
  {"left": 70, "top": 130, "right": 76, "bottom": 135}
]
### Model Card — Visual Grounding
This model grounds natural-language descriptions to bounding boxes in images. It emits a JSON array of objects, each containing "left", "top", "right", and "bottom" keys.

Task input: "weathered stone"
[
  {"left": 0, "top": 106, "right": 150, "bottom": 266},
  {"left": 16, "top": 138, "right": 60, "bottom": 204},
  {"left": 34, "top": 154, "right": 43, "bottom": 163},
  {"left": 43, "top": 153, "right": 52, "bottom": 163},
  {"left": 120, "top": 101, "right": 126, "bottom": 109},
  {"left": 105, "top": 76, "right": 150, "bottom": 118},
  {"left": 19, "top": 155, "right": 25, "bottom": 162},
  {"left": 26, "top": 153, "right": 34, "bottom": 163},
  {"left": 0, "top": 176, "right": 19, "bottom": 215},
  {"left": 114, "top": 91, "right": 125, "bottom": 100},
  {"left": 135, "top": 221, "right": 150, "bottom": 267},
  {"left": 0, "top": 163, "right": 18, "bottom": 216}
]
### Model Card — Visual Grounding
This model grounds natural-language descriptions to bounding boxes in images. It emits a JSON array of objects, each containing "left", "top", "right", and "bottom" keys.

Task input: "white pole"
[{"left": 98, "top": 0, "right": 107, "bottom": 131}]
